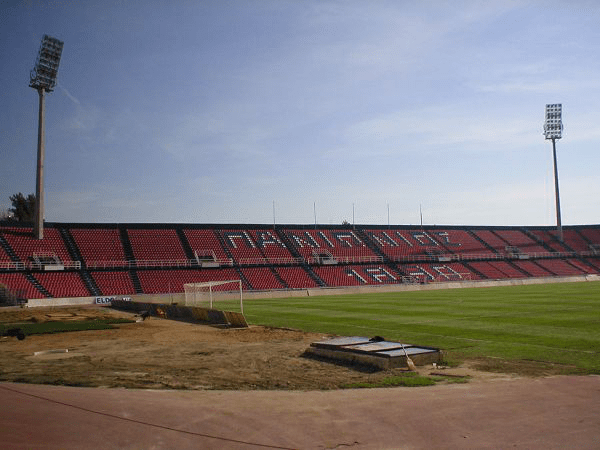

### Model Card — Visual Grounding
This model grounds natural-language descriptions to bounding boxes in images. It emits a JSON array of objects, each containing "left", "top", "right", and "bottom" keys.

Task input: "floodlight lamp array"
[
  {"left": 29, "top": 35, "right": 64, "bottom": 92},
  {"left": 544, "top": 103, "right": 563, "bottom": 140}
]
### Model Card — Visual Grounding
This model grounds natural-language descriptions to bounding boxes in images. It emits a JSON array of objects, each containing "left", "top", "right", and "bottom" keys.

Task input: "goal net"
[{"left": 183, "top": 280, "right": 243, "bottom": 313}]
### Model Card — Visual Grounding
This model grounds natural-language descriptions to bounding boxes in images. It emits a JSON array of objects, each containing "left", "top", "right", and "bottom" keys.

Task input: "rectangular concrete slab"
[{"left": 308, "top": 336, "right": 442, "bottom": 369}]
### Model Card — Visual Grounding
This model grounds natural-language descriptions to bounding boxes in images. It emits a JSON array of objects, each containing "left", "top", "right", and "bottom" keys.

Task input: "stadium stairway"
[
  {"left": 522, "top": 228, "right": 559, "bottom": 253},
  {"left": 129, "top": 270, "right": 143, "bottom": 294},
  {"left": 469, "top": 229, "right": 503, "bottom": 255},
  {"left": 119, "top": 228, "right": 136, "bottom": 265},
  {"left": 58, "top": 227, "right": 100, "bottom": 296},
  {"left": 0, "top": 234, "right": 20, "bottom": 263},
  {"left": 354, "top": 228, "right": 392, "bottom": 262},
  {"left": 354, "top": 230, "right": 408, "bottom": 281},
  {"left": 214, "top": 229, "right": 236, "bottom": 262},
  {"left": 176, "top": 227, "right": 196, "bottom": 261},
  {"left": 233, "top": 267, "right": 252, "bottom": 290},
  {"left": 275, "top": 229, "right": 326, "bottom": 287},
  {"left": 269, "top": 266, "right": 288, "bottom": 289},
  {"left": 26, "top": 273, "right": 52, "bottom": 298},
  {"left": 80, "top": 271, "right": 101, "bottom": 296}
]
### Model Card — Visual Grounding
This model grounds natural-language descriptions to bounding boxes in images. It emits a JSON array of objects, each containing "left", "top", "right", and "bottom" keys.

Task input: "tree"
[
  {"left": 9, "top": 193, "right": 35, "bottom": 222},
  {"left": 0, "top": 207, "right": 13, "bottom": 221}
]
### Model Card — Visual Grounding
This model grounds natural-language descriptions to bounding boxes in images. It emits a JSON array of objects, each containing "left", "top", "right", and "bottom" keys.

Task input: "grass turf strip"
[{"left": 237, "top": 281, "right": 600, "bottom": 374}]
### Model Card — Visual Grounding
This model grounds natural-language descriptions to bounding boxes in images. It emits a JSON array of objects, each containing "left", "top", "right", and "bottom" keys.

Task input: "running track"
[{"left": 2, "top": 376, "right": 600, "bottom": 449}]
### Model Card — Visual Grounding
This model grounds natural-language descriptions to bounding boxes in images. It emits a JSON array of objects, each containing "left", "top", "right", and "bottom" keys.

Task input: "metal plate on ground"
[
  {"left": 350, "top": 341, "right": 411, "bottom": 352},
  {"left": 307, "top": 336, "right": 442, "bottom": 369},
  {"left": 377, "top": 347, "right": 439, "bottom": 357}
]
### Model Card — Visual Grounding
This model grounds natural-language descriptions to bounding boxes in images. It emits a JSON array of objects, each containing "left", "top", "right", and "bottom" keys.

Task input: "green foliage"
[
  {"left": 344, "top": 373, "right": 437, "bottom": 388},
  {"left": 0, "top": 318, "right": 133, "bottom": 336},
  {"left": 243, "top": 281, "right": 600, "bottom": 374},
  {"left": 8, "top": 192, "right": 35, "bottom": 222}
]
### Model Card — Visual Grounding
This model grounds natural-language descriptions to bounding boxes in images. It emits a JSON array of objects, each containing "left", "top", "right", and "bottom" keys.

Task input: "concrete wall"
[{"left": 24, "top": 274, "right": 600, "bottom": 308}]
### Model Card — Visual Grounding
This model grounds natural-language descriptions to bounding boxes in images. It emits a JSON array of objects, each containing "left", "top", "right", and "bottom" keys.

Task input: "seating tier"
[
  {"left": 127, "top": 229, "right": 187, "bottom": 261},
  {"left": 528, "top": 230, "right": 572, "bottom": 252},
  {"left": 70, "top": 228, "right": 126, "bottom": 263},
  {"left": 0, "top": 273, "right": 43, "bottom": 298},
  {"left": 472, "top": 230, "right": 508, "bottom": 253},
  {"left": 397, "top": 262, "right": 480, "bottom": 282},
  {"left": 217, "top": 229, "right": 295, "bottom": 263},
  {"left": 533, "top": 259, "right": 587, "bottom": 276},
  {"left": 183, "top": 229, "right": 229, "bottom": 260},
  {"left": 275, "top": 267, "right": 319, "bottom": 288},
  {"left": 241, "top": 267, "right": 285, "bottom": 290},
  {"left": 286, "top": 229, "right": 377, "bottom": 260},
  {"left": 312, "top": 264, "right": 400, "bottom": 287},
  {"left": 34, "top": 272, "right": 90, "bottom": 298},
  {"left": 136, "top": 268, "right": 241, "bottom": 294},
  {"left": 1, "top": 227, "right": 72, "bottom": 263},
  {"left": 363, "top": 229, "right": 442, "bottom": 259},
  {"left": 561, "top": 230, "right": 591, "bottom": 252},
  {"left": 492, "top": 230, "right": 547, "bottom": 253},
  {"left": 91, "top": 271, "right": 136, "bottom": 295},
  {"left": 511, "top": 261, "right": 553, "bottom": 277}
]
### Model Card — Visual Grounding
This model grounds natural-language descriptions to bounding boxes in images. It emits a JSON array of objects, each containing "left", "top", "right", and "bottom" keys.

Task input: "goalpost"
[{"left": 183, "top": 280, "right": 243, "bottom": 314}]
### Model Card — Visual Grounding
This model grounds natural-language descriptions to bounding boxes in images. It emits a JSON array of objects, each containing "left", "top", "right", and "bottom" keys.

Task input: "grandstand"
[{"left": 1, "top": 222, "right": 600, "bottom": 301}]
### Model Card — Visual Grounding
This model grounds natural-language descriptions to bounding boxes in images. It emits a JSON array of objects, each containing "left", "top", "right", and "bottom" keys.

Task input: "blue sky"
[{"left": 1, "top": 0, "right": 599, "bottom": 226}]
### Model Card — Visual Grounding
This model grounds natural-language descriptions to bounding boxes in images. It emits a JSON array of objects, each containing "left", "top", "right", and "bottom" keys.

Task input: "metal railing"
[{"left": 1, "top": 250, "right": 599, "bottom": 272}]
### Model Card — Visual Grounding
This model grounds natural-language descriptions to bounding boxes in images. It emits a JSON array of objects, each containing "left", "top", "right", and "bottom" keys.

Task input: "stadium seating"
[
  {"left": 1, "top": 227, "right": 72, "bottom": 264},
  {"left": 472, "top": 230, "right": 509, "bottom": 254},
  {"left": 127, "top": 229, "right": 187, "bottom": 261},
  {"left": 312, "top": 264, "right": 401, "bottom": 287},
  {"left": 136, "top": 268, "right": 242, "bottom": 294},
  {"left": 511, "top": 260, "right": 553, "bottom": 278},
  {"left": 91, "top": 271, "right": 136, "bottom": 295},
  {"left": 528, "top": 229, "right": 573, "bottom": 253},
  {"left": 285, "top": 229, "right": 379, "bottom": 261},
  {"left": 34, "top": 272, "right": 90, "bottom": 298},
  {"left": 467, "top": 261, "right": 524, "bottom": 279},
  {"left": 240, "top": 267, "right": 285, "bottom": 290},
  {"left": 397, "top": 262, "right": 480, "bottom": 283},
  {"left": 533, "top": 259, "right": 587, "bottom": 276},
  {"left": 274, "top": 266, "right": 319, "bottom": 289},
  {"left": 561, "top": 230, "right": 592, "bottom": 252},
  {"left": 425, "top": 229, "right": 495, "bottom": 256},
  {"left": 0, "top": 272, "right": 44, "bottom": 299},
  {"left": 217, "top": 228, "right": 296, "bottom": 264},
  {"left": 493, "top": 230, "right": 547, "bottom": 254},
  {"left": 183, "top": 228, "right": 230, "bottom": 261},
  {"left": 70, "top": 228, "right": 126, "bottom": 265},
  {"left": 1, "top": 222, "right": 600, "bottom": 300}
]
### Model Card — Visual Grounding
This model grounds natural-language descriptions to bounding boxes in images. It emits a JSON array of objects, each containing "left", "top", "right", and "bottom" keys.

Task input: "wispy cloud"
[
  {"left": 58, "top": 83, "right": 80, "bottom": 105},
  {"left": 331, "top": 104, "right": 540, "bottom": 160}
]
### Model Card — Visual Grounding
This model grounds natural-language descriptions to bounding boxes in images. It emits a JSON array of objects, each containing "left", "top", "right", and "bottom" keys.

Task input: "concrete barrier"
[{"left": 111, "top": 300, "right": 240, "bottom": 327}]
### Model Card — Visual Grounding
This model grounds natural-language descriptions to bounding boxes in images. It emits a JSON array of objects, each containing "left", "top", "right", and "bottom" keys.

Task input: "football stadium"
[
  {"left": 3, "top": 4, "right": 600, "bottom": 449},
  {"left": 2, "top": 221, "right": 600, "bottom": 448}
]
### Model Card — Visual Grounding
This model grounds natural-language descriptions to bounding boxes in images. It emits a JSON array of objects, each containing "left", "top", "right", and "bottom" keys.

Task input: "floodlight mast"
[
  {"left": 29, "top": 35, "right": 63, "bottom": 239},
  {"left": 543, "top": 104, "right": 564, "bottom": 241}
]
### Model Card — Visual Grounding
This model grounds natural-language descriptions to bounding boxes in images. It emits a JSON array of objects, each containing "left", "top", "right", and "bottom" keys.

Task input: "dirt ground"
[{"left": 1, "top": 305, "right": 521, "bottom": 390}]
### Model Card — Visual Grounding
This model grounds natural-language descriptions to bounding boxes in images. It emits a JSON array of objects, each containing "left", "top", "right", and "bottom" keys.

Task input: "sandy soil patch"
[{"left": 0, "top": 306, "right": 513, "bottom": 390}]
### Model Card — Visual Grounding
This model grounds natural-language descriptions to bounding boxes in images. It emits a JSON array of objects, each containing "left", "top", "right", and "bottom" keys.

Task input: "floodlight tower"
[
  {"left": 29, "top": 35, "right": 64, "bottom": 240},
  {"left": 543, "top": 104, "right": 564, "bottom": 241}
]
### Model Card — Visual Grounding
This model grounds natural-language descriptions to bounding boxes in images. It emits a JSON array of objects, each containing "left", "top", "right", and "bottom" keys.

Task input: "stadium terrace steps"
[{"left": 1, "top": 222, "right": 600, "bottom": 300}]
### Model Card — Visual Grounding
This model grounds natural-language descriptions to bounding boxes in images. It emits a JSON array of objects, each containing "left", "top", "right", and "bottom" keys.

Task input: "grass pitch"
[{"left": 238, "top": 281, "right": 600, "bottom": 375}]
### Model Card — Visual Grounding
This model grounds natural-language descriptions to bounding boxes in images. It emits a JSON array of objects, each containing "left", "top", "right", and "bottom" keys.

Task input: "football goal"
[{"left": 183, "top": 280, "right": 243, "bottom": 313}]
